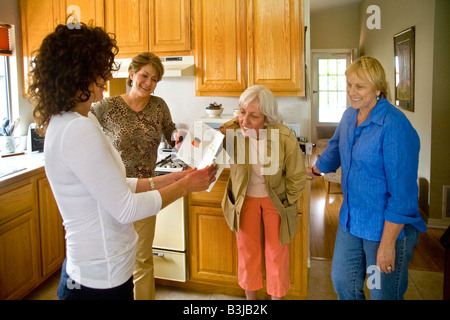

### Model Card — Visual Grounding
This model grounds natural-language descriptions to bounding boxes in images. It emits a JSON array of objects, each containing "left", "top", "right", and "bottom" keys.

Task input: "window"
[
  {"left": 0, "top": 24, "right": 12, "bottom": 122},
  {"left": 0, "top": 56, "right": 11, "bottom": 121},
  {"left": 317, "top": 58, "right": 348, "bottom": 123}
]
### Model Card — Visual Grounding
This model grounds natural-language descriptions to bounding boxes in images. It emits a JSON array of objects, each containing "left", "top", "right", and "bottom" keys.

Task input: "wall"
[
  {"left": 430, "top": 0, "right": 450, "bottom": 225},
  {"left": 310, "top": 2, "right": 360, "bottom": 50},
  {"left": 359, "top": 0, "right": 450, "bottom": 225}
]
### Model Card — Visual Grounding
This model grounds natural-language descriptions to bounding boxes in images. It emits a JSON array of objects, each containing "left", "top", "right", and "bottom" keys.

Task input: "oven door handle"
[{"left": 153, "top": 252, "right": 165, "bottom": 258}]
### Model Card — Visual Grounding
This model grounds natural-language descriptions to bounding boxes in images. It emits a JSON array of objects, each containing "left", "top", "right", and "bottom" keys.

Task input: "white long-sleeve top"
[{"left": 44, "top": 111, "right": 162, "bottom": 289}]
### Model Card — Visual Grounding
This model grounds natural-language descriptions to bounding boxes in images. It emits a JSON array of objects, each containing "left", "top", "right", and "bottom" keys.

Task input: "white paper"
[{"left": 177, "top": 122, "right": 227, "bottom": 192}]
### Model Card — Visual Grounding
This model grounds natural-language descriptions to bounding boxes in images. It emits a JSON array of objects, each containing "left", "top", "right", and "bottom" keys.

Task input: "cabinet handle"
[{"left": 153, "top": 252, "right": 165, "bottom": 257}]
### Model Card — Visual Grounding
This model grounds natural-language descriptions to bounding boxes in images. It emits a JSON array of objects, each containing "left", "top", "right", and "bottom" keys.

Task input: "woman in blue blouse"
[{"left": 309, "top": 56, "right": 426, "bottom": 300}]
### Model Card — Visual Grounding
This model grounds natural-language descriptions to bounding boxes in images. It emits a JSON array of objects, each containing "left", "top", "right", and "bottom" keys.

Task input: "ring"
[{"left": 387, "top": 265, "right": 392, "bottom": 270}]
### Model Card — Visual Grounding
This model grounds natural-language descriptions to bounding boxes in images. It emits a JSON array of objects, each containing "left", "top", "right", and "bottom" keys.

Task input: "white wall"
[
  {"left": 359, "top": 0, "right": 434, "bottom": 195},
  {"left": 155, "top": 77, "right": 311, "bottom": 138}
]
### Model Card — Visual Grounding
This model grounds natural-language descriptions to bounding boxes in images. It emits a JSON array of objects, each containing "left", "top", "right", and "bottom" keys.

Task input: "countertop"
[{"left": 0, "top": 152, "right": 45, "bottom": 185}]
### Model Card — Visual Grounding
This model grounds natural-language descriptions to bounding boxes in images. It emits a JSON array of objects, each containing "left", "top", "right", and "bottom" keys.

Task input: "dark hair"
[{"left": 28, "top": 22, "right": 119, "bottom": 134}]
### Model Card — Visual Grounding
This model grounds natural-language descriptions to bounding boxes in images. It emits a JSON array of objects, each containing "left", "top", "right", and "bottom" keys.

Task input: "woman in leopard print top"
[{"left": 91, "top": 52, "right": 178, "bottom": 300}]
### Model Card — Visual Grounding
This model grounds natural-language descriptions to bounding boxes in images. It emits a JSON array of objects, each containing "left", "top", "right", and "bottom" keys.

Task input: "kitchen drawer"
[
  {"left": 0, "top": 182, "right": 34, "bottom": 225},
  {"left": 153, "top": 249, "right": 187, "bottom": 282}
]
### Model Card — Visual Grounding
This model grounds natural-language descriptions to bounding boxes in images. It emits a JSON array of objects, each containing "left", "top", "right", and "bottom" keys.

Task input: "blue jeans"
[
  {"left": 57, "top": 258, "right": 134, "bottom": 300},
  {"left": 331, "top": 223, "right": 419, "bottom": 300}
]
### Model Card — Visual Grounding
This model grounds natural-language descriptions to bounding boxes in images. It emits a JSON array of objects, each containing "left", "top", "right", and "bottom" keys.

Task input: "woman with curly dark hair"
[{"left": 28, "top": 23, "right": 216, "bottom": 300}]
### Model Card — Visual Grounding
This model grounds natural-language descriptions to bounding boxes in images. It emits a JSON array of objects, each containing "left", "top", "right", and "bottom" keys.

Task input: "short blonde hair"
[
  {"left": 127, "top": 52, "right": 164, "bottom": 87},
  {"left": 345, "top": 56, "right": 388, "bottom": 99},
  {"left": 239, "top": 85, "right": 282, "bottom": 125}
]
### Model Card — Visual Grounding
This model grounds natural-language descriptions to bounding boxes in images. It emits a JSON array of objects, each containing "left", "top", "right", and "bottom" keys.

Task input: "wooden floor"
[{"left": 309, "top": 176, "right": 446, "bottom": 273}]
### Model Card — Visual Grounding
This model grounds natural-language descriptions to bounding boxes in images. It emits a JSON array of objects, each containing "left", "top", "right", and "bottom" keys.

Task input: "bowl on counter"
[
  {"left": 205, "top": 108, "right": 223, "bottom": 117},
  {"left": 205, "top": 102, "right": 223, "bottom": 117}
]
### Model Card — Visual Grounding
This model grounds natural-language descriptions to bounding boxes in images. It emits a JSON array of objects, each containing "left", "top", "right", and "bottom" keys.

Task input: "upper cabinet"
[
  {"left": 149, "top": 0, "right": 191, "bottom": 54},
  {"left": 19, "top": 0, "right": 62, "bottom": 95},
  {"left": 19, "top": 0, "right": 304, "bottom": 97},
  {"left": 194, "top": 0, "right": 305, "bottom": 97},
  {"left": 104, "top": 0, "right": 149, "bottom": 58},
  {"left": 194, "top": 0, "right": 247, "bottom": 96},
  {"left": 104, "top": 0, "right": 192, "bottom": 58},
  {"left": 247, "top": 0, "right": 304, "bottom": 96},
  {"left": 19, "top": 0, "right": 192, "bottom": 94},
  {"left": 19, "top": 0, "right": 106, "bottom": 95}
]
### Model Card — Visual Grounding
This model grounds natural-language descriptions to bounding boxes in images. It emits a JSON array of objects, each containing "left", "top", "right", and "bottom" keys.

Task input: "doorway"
[{"left": 311, "top": 50, "right": 355, "bottom": 142}]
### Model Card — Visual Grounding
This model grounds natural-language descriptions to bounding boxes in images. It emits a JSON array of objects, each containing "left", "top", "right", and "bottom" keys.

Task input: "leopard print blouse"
[{"left": 91, "top": 95, "right": 176, "bottom": 178}]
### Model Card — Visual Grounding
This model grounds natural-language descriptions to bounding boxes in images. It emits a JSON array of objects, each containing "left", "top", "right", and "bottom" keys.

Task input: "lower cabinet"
[{"left": 0, "top": 170, "right": 65, "bottom": 300}]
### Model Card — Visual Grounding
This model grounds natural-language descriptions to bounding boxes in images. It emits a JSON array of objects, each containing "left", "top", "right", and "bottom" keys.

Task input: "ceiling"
[{"left": 309, "top": 0, "right": 362, "bottom": 13}]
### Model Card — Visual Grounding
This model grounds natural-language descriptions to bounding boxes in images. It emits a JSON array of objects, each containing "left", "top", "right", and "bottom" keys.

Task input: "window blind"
[{"left": 0, "top": 24, "right": 12, "bottom": 56}]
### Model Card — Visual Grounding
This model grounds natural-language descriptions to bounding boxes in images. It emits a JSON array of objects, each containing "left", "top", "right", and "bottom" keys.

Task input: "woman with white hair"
[{"left": 219, "top": 85, "right": 306, "bottom": 299}]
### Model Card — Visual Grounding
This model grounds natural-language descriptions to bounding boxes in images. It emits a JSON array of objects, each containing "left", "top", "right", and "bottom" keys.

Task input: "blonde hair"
[
  {"left": 345, "top": 56, "right": 388, "bottom": 99},
  {"left": 239, "top": 85, "right": 282, "bottom": 125},
  {"left": 127, "top": 52, "right": 164, "bottom": 87}
]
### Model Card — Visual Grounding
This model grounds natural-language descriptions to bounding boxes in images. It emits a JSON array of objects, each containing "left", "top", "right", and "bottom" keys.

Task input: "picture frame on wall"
[{"left": 394, "top": 26, "right": 415, "bottom": 112}]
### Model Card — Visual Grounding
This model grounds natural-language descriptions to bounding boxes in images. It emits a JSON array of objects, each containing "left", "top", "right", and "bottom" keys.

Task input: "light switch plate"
[
  {"left": 305, "top": 142, "right": 313, "bottom": 155},
  {"left": 285, "top": 123, "right": 300, "bottom": 137}
]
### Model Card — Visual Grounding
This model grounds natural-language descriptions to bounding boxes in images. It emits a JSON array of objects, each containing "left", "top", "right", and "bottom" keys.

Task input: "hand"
[
  {"left": 183, "top": 165, "right": 217, "bottom": 193},
  {"left": 306, "top": 165, "right": 320, "bottom": 179},
  {"left": 173, "top": 129, "right": 188, "bottom": 151},
  {"left": 376, "top": 242, "right": 396, "bottom": 274}
]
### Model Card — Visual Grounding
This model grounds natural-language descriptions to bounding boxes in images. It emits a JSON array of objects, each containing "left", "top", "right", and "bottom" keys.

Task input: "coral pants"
[{"left": 237, "top": 196, "right": 290, "bottom": 297}]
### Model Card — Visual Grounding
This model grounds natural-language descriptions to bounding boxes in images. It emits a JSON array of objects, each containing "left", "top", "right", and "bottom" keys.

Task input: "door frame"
[{"left": 310, "top": 49, "right": 357, "bottom": 142}]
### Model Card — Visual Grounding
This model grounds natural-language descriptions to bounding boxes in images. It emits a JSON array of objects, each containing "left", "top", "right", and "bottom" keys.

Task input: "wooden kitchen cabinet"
[
  {"left": 149, "top": 0, "right": 192, "bottom": 54},
  {"left": 104, "top": 0, "right": 149, "bottom": 58},
  {"left": 194, "top": 0, "right": 305, "bottom": 97},
  {"left": 37, "top": 176, "right": 65, "bottom": 279},
  {"left": 19, "top": 0, "right": 105, "bottom": 96},
  {"left": 19, "top": 0, "right": 192, "bottom": 94},
  {"left": 185, "top": 169, "right": 310, "bottom": 299},
  {"left": 19, "top": 0, "right": 62, "bottom": 96},
  {"left": 194, "top": 0, "right": 247, "bottom": 96},
  {"left": 105, "top": 0, "right": 192, "bottom": 58},
  {"left": 0, "top": 169, "right": 65, "bottom": 300}
]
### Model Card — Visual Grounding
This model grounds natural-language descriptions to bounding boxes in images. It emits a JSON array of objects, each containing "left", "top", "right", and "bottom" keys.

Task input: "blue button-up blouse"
[{"left": 316, "top": 98, "right": 427, "bottom": 241}]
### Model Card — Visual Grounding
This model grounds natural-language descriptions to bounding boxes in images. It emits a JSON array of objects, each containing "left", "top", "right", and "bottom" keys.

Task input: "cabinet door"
[
  {"left": 189, "top": 206, "right": 239, "bottom": 285},
  {"left": 19, "top": 0, "right": 62, "bottom": 96},
  {"left": 0, "top": 178, "right": 40, "bottom": 300},
  {"left": 60, "top": 0, "right": 105, "bottom": 27},
  {"left": 0, "top": 211, "right": 41, "bottom": 300},
  {"left": 38, "top": 178, "right": 65, "bottom": 278},
  {"left": 247, "top": 0, "right": 305, "bottom": 96},
  {"left": 105, "top": 0, "right": 149, "bottom": 58},
  {"left": 194, "top": 0, "right": 247, "bottom": 96},
  {"left": 149, "top": 0, "right": 191, "bottom": 54}
]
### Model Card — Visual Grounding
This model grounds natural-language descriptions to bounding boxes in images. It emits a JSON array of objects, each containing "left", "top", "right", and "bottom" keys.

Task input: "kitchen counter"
[{"left": 0, "top": 152, "right": 45, "bottom": 186}]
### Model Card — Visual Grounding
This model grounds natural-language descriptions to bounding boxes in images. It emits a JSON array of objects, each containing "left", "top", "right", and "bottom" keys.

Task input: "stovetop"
[{"left": 155, "top": 149, "right": 186, "bottom": 175}]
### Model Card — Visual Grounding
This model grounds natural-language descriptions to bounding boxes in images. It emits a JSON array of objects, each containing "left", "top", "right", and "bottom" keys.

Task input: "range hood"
[{"left": 113, "top": 56, "right": 194, "bottom": 78}]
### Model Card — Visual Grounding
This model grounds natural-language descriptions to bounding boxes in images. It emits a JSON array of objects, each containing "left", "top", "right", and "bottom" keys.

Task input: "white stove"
[{"left": 153, "top": 148, "right": 189, "bottom": 282}]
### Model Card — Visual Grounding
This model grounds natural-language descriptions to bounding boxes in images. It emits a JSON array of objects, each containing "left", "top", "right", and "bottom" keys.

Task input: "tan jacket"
[{"left": 219, "top": 118, "right": 306, "bottom": 244}]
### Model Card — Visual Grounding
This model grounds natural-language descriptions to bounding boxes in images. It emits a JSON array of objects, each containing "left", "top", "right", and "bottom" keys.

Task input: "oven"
[{"left": 153, "top": 150, "right": 189, "bottom": 282}]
